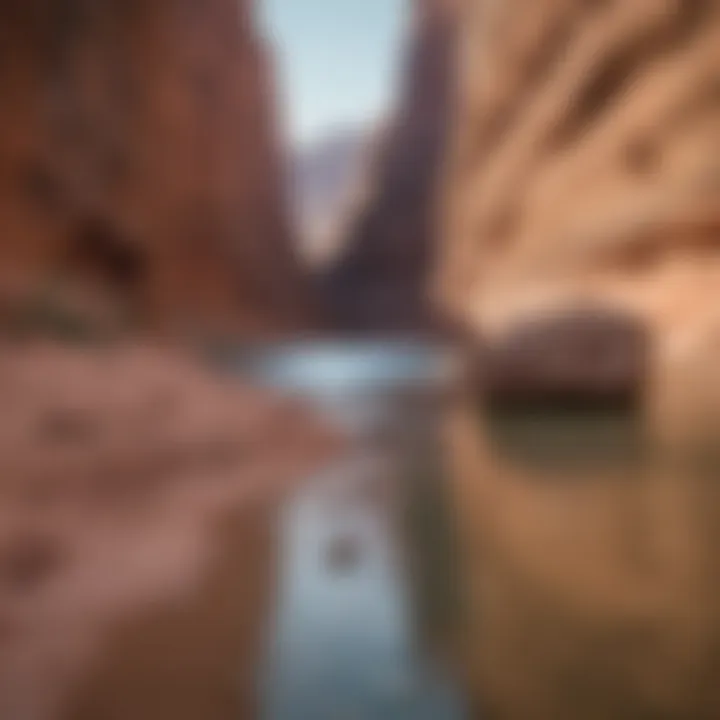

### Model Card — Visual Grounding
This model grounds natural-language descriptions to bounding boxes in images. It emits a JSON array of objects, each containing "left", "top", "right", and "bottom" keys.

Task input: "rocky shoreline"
[{"left": 0, "top": 342, "right": 340, "bottom": 720}]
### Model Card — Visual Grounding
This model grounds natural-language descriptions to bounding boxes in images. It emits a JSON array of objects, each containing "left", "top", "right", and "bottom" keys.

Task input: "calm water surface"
[
  {"left": 450, "top": 406, "right": 720, "bottom": 719},
  {"left": 226, "top": 341, "right": 467, "bottom": 720},
  {"left": 223, "top": 341, "right": 720, "bottom": 720}
]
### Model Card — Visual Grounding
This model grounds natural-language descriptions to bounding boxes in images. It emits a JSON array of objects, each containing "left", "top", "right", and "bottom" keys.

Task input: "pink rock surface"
[{"left": 0, "top": 342, "right": 340, "bottom": 720}]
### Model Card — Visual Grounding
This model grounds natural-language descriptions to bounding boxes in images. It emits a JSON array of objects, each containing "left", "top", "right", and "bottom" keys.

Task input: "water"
[
  {"left": 219, "top": 340, "right": 720, "bottom": 719},
  {"left": 221, "top": 342, "right": 467, "bottom": 720},
  {"left": 451, "top": 404, "right": 720, "bottom": 720}
]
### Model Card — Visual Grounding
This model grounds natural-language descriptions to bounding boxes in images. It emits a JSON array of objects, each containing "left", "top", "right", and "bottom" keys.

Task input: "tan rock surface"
[{"left": 438, "top": 0, "right": 720, "bottom": 423}]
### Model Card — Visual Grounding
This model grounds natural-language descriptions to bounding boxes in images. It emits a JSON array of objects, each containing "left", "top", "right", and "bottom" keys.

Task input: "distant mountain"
[{"left": 289, "top": 126, "right": 372, "bottom": 266}]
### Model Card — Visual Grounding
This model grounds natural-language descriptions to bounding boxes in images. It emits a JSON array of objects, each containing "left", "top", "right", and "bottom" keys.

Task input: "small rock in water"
[{"left": 325, "top": 534, "right": 362, "bottom": 574}]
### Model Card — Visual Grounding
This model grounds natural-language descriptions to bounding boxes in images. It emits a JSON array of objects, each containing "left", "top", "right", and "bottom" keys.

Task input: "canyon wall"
[
  {"left": 323, "top": 0, "right": 458, "bottom": 333},
  {"left": 0, "top": 0, "right": 310, "bottom": 338},
  {"left": 438, "top": 0, "right": 720, "bottom": 423}
]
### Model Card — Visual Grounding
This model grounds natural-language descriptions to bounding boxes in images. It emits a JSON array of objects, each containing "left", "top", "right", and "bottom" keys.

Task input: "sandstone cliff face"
[
  {"left": 323, "top": 0, "right": 458, "bottom": 333},
  {"left": 0, "top": 0, "right": 309, "bottom": 337},
  {"left": 438, "top": 0, "right": 720, "bottom": 419}
]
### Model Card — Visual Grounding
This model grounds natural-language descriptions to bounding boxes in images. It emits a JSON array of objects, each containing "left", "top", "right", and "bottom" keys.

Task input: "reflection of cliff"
[
  {"left": 438, "top": 0, "right": 720, "bottom": 402},
  {"left": 0, "top": 0, "right": 311, "bottom": 337},
  {"left": 323, "top": 0, "right": 458, "bottom": 333},
  {"left": 448, "top": 406, "right": 720, "bottom": 719}
]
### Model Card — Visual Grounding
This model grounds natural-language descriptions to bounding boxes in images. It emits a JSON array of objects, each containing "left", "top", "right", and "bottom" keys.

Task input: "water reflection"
[
  {"left": 232, "top": 340, "right": 720, "bottom": 719},
  {"left": 484, "top": 410, "right": 647, "bottom": 474},
  {"left": 450, "top": 405, "right": 720, "bottom": 719},
  {"left": 240, "top": 343, "right": 465, "bottom": 720}
]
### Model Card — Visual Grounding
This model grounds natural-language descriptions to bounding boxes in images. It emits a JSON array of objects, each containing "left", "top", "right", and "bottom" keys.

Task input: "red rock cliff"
[
  {"left": 0, "top": 0, "right": 310, "bottom": 337},
  {"left": 323, "top": 0, "right": 458, "bottom": 333}
]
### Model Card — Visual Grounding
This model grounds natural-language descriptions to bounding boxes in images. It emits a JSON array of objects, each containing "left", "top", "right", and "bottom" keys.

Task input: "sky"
[{"left": 260, "top": 0, "right": 406, "bottom": 147}]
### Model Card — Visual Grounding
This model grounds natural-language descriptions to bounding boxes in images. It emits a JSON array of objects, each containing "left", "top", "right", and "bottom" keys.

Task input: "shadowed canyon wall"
[
  {"left": 323, "top": 0, "right": 458, "bottom": 333},
  {"left": 438, "top": 0, "right": 720, "bottom": 425},
  {"left": 0, "top": 0, "right": 311, "bottom": 338}
]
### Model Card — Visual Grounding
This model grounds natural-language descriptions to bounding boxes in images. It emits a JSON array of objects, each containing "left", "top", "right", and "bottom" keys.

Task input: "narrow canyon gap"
[{"left": 322, "top": 0, "right": 459, "bottom": 334}]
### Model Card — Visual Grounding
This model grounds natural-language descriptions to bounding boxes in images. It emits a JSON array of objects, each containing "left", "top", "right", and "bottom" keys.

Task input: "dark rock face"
[
  {"left": 322, "top": 0, "right": 458, "bottom": 333},
  {"left": 484, "top": 307, "right": 650, "bottom": 412},
  {"left": 0, "top": 0, "right": 311, "bottom": 337}
]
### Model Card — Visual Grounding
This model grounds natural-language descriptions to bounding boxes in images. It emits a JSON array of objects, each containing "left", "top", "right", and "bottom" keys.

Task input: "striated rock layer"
[
  {"left": 0, "top": 0, "right": 311, "bottom": 338},
  {"left": 438, "top": 0, "right": 720, "bottom": 424},
  {"left": 323, "top": 0, "right": 458, "bottom": 333}
]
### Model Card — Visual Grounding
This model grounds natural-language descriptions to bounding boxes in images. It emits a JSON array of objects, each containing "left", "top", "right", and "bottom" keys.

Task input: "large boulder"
[{"left": 484, "top": 306, "right": 650, "bottom": 412}]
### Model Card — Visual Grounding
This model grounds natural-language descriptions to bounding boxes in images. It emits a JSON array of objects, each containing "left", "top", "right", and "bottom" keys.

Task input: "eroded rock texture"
[
  {"left": 323, "top": 0, "right": 458, "bottom": 333},
  {"left": 0, "top": 0, "right": 310, "bottom": 337},
  {"left": 438, "top": 0, "right": 720, "bottom": 416}
]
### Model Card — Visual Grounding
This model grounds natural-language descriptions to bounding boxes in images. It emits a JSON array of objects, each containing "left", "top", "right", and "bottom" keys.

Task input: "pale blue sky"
[{"left": 260, "top": 0, "right": 406, "bottom": 146}]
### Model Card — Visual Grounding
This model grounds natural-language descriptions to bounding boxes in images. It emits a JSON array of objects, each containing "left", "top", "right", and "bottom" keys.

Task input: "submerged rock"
[{"left": 325, "top": 534, "right": 363, "bottom": 574}]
